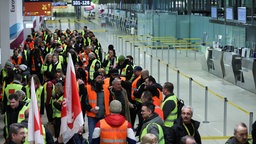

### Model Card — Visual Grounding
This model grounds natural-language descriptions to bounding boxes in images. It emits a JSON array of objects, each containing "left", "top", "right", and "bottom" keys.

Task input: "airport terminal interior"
[{"left": 0, "top": 0, "right": 256, "bottom": 143}]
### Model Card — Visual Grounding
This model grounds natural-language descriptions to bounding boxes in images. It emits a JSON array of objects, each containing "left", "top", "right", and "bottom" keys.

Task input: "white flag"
[
  {"left": 28, "top": 77, "right": 44, "bottom": 144},
  {"left": 60, "top": 53, "right": 84, "bottom": 143}
]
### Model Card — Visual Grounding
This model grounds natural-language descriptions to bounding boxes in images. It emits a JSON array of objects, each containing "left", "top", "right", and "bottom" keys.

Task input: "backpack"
[{"left": 177, "top": 98, "right": 185, "bottom": 118}]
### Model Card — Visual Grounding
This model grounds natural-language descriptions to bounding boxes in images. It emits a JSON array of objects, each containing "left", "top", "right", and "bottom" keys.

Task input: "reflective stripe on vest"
[
  {"left": 140, "top": 123, "right": 165, "bottom": 144},
  {"left": 160, "top": 95, "right": 178, "bottom": 127},
  {"left": 100, "top": 119, "right": 128, "bottom": 144}
]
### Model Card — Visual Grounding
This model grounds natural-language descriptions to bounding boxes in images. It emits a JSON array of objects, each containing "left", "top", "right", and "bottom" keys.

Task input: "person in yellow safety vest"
[
  {"left": 160, "top": 82, "right": 178, "bottom": 128},
  {"left": 41, "top": 53, "right": 53, "bottom": 74},
  {"left": 91, "top": 37, "right": 103, "bottom": 62},
  {"left": 86, "top": 72, "right": 110, "bottom": 144},
  {"left": 4, "top": 93, "right": 28, "bottom": 139},
  {"left": 22, "top": 75, "right": 45, "bottom": 115},
  {"left": 102, "top": 49, "right": 117, "bottom": 76},
  {"left": 8, "top": 123, "right": 26, "bottom": 144},
  {"left": 140, "top": 102, "right": 165, "bottom": 144},
  {"left": 2, "top": 74, "right": 23, "bottom": 114},
  {"left": 87, "top": 52, "right": 101, "bottom": 83},
  {"left": 0, "top": 61, "right": 15, "bottom": 102},
  {"left": 92, "top": 100, "right": 136, "bottom": 144},
  {"left": 51, "top": 82, "right": 63, "bottom": 138},
  {"left": 51, "top": 53, "right": 63, "bottom": 76},
  {"left": 116, "top": 55, "right": 134, "bottom": 82},
  {"left": 104, "top": 44, "right": 114, "bottom": 61}
]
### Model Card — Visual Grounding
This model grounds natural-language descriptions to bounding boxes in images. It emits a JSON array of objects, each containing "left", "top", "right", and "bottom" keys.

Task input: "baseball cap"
[{"left": 133, "top": 66, "right": 142, "bottom": 72}]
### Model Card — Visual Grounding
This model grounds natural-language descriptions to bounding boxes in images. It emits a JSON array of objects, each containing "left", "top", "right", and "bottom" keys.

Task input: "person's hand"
[{"left": 90, "top": 108, "right": 98, "bottom": 114}]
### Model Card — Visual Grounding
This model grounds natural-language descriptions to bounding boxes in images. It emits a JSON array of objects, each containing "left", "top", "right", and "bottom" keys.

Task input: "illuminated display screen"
[
  {"left": 72, "top": 0, "right": 91, "bottom": 6},
  {"left": 211, "top": 6, "right": 217, "bottom": 18},
  {"left": 226, "top": 7, "right": 233, "bottom": 20},
  {"left": 238, "top": 7, "right": 246, "bottom": 23},
  {"left": 24, "top": 2, "right": 52, "bottom": 16}
]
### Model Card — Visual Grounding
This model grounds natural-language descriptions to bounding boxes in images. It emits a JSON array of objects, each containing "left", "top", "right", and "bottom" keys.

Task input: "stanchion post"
[
  {"left": 194, "top": 50, "right": 197, "bottom": 60},
  {"left": 166, "top": 64, "right": 169, "bottom": 82},
  {"left": 125, "top": 40, "right": 128, "bottom": 56},
  {"left": 175, "top": 47, "right": 177, "bottom": 68},
  {"left": 249, "top": 112, "right": 253, "bottom": 134},
  {"left": 177, "top": 70, "right": 180, "bottom": 98},
  {"left": 144, "top": 51, "right": 146, "bottom": 68},
  {"left": 224, "top": 97, "right": 228, "bottom": 136},
  {"left": 138, "top": 48, "right": 140, "bottom": 66},
  {"left": 130, "top": 42, "right": 132, "bottom": 55},
  {"left": 68, "top": 19, "right": 70, "bottom": 30},
  {"left": 168, "top": 46, "right": 170, "bottom": 64},
  {"left": 189, "top": 77, "right": 193, "bottom": 106},
  {"left": 158, "top": 59, "right": 160, "bottom": 82},
  {"left": 161, "top": 45, "right": 164, "bottom": 60},
  {"left": 203, "top": 86, "right": 209, "bottom": 123},
  {"left": 121, "top": 37, "right": 124, "bottom": 54},
  {"left": 133, "top": 45, "right": 137, "bottom": 60},
  {"left": 150, "top": 55, "right": 152, "bottom": 75}
]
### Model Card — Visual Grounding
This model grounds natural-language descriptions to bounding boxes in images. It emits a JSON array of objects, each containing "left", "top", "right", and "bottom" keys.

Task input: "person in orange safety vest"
[{"left": 92, "top": 100, "right": 136, "bottom": 144}]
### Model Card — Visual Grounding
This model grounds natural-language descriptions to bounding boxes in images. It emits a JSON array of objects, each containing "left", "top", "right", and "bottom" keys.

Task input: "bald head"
[
  {"left": 141, "top": 69, "right": 149, "bottom": 80},
  {"left": 234, "top": 122, "right": 248, "bottom": 144}
]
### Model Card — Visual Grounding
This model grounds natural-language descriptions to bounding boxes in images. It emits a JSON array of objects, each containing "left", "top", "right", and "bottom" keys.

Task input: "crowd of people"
[{"left": 0, "top": 25, "right": 255, "bottom": 144}]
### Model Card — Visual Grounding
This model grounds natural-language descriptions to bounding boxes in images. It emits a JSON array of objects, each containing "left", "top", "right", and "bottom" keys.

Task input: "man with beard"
[
  {"left": 8, "top": 123, "right": 26, "bottom": 144},
  {"left": 167, "top": 105, "right": 201, "bottom": 144},
  {"left": 85, "top": 71, "right": 110, "bottom": 144},
  {"left": 109, "top": 78, "right": 132, "bottom": 123}
]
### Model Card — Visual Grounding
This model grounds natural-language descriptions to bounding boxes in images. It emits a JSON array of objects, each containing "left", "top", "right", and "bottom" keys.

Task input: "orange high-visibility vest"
[
  {"left": 157, "top": 88, "right": 163, "bottom": 102},
  {"left": 86, "top": 84, "right": 110, "bottom": 117},
  {"left": 100, "top": 119, "right": 128, "bottom": 144},
  {"left": 152, "top": 96, "right": 161, "bottom": 107},
  {"left": 131, "top": 75, "right": 141, "bottom": 100},
  {"left": 11, "top": 56, "right": 22, "bottom": 65}
]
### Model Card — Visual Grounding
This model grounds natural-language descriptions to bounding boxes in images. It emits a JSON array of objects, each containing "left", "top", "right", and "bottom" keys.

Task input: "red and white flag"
[
  {"left": 28, "top": 77, "right": 44, "bottom": 144},
  {"left": 60, "top": 53, "right": 84, "bottom": 143}
]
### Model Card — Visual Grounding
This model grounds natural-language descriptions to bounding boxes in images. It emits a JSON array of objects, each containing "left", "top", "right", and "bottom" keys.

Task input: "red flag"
[
  {"left": 60, "top": 53, "right": 84, "bottom": 143},
  {"left": 28, "top": 77, "right": 44, "bottom": 144}
]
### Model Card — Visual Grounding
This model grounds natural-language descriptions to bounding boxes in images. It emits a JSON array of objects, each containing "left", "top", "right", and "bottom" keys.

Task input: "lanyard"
[{"left": 183, "top": 122, "right": 195, "bottom": 137}]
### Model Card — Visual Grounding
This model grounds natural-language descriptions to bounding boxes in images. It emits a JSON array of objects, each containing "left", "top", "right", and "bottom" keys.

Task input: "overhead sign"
[
  {"left": 24, "top": 2, "right": 52, "bottom": 16},
  {"left": 52, "top": 2, "right": 68, "bottom": 9},
  {"left": 72, "top": 0, "right": 91, "bottom": 6}
]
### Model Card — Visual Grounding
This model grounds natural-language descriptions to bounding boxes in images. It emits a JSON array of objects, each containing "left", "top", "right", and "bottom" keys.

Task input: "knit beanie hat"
[
  {"left": 118, "top": 55, "right": 125, "bottom": 62},
  {"left": 110, "top": 100, "right": 122, "bottom": 114}
]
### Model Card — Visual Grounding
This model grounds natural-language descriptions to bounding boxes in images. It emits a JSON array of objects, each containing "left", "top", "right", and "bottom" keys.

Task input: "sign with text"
[
  {"left": 72, "top": 0, "right": 91, "bottom": 6},
  {"left": 24, "top": 2, "right": 52, "bottom": 16}
]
